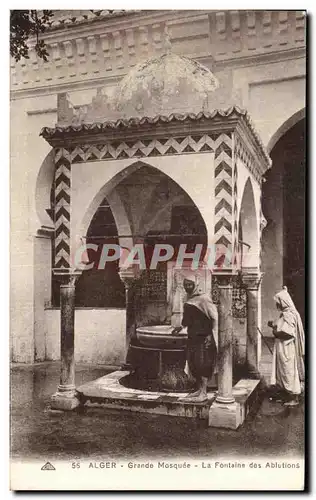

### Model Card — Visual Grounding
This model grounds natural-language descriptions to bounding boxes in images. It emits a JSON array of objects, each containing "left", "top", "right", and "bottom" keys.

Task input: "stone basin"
[{"left": 136, "top": 325, "right": 187, "bottom": 349}]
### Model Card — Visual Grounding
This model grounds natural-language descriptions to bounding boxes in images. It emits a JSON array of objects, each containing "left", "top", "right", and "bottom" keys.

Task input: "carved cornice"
[
  {"left": 40, "top": 105, "right": 271, "bottom": 175},
  {"left": 41, "top": 108, "right": 243, "bottom": 144},
  {"left": 10, "top": 10, "right": 305, "bottom": 96},
  {"left": 234, "top": 122, "right": 272, "bottom": 182},
  {"left": 46, "top": 10, "right": 138, "bottom": 30}
]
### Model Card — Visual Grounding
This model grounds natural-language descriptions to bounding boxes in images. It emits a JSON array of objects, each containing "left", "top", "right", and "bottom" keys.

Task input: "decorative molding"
[
  {"left": 54, "top": 148, "right": 71, "bottom": 270},
  {"left": 230, "top": 11, "right": 241, "bottom": 53},
  {"left": 126, "top": 28, "right": 136, "bottom": 66},
  {"left": 63, "top": 40, "right": 76, "bottom": 78},
  {"left": 232, "top": 150, "right": 239, "bottom": 267},
  {"left": 246, "top": 11, "right": 257, "bottom": 51},
  {"left": 234, "top": 131, "right": 266, "bottom": 183},
  {"left": 113, "top": 30, "right": 124, "bottom": 70},
  {"left": 215, "top": 12, "right": 226, "bottom": 42},
  {"left": 87, "top": 35, "right": 99, "bottom": 74},
  {"left": 152, "top": 23, "right": 163, "bottom": 53},
  {"left": 214, "top": 132, "right": 233, "bottom": 252},
  {"left": 10, "top": 11, "right": 305, "bottom": 94},
  {"left": 76, "top": 38, "right": 87, "bottom": 76},
  {"left": 138, "top": 26, "right": 149, "bottom": 58},
  {"left": 68, "top": 135, "right": 215, "bottom": 163},
  {"left": 262, "top": 11, "right": 272, "bottom": 39},
  {"left": 295, "top": 11, "right": 305, "bottom": 40},
  {"left": 100, "top": 33, "right": 112, "bottom": 72},
  {"left": 47, "top": 10, "right": 133, "bottom": 30}
]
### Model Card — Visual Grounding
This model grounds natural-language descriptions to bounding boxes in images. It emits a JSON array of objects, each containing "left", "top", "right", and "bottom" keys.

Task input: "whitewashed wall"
[{"left": 45, "top": 308, "right": 126, "bottom": 366}]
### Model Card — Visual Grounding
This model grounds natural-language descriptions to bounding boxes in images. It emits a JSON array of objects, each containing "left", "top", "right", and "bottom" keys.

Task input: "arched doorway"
[
  {"left": 75, "top": 198, "right": 126, "bottom": 308},
  {"left": 68, "top": 163, "right": 208, "bottom": 324},
  {"left": 262, "top": 116, "right": 305, "bottom": 325},
  {"left": 52, "top": 196, "right": 127, "bottom": 308}
]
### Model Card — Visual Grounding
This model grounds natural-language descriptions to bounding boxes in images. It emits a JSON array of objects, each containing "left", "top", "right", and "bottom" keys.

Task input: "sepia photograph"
[{"left": 9, "top": 8, "right": 306, "bottom": 491}]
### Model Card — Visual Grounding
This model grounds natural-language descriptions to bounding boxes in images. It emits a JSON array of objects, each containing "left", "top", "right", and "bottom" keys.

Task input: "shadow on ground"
[{"left": 10, "top": 362, "right": 304, "bottom": 461}]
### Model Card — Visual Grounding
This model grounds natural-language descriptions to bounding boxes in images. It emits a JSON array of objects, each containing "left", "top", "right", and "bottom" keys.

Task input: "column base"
[
  {"left": 208, "top": 379, "right": 261, "bottom": 429},
  {"left": 216, "top": 395, "right": 235, "bottom": 404},
  {"left": 50, "top": 389, "right": 81, "bottom": 411},
  {"left": 208, "top": 401, "right": 242, "bottom": 429}
]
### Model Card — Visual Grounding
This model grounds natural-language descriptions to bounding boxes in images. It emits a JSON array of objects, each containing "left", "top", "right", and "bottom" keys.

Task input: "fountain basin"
[
  {"left": 123, "top": 325, "right": 192, "bottom": 393},
  {"left": 136, "top": 325, "right": 187, "bottom": 349}
]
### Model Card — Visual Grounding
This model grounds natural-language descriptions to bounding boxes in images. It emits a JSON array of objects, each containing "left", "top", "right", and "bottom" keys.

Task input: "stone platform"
[{"left": 77, "top": 371, "right": 261, "bottom": 428}]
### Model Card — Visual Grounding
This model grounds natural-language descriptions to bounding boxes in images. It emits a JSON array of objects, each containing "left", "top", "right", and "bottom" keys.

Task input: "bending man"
[{"left": 173, "top": 274, "right": 218, "bottom": 402}]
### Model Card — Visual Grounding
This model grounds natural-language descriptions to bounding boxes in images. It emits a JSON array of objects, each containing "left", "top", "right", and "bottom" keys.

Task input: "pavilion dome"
[
  {"left": 70, "top": 51, "right": 241, "bottom": 125},
  {"left": 112, "top": 52, "right": 219, "bottom": 117}
]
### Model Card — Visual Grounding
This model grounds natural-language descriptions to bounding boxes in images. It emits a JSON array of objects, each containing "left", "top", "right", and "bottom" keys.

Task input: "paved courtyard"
[{"left": 11, "top": 362, "right": 304, "bottom": 461}]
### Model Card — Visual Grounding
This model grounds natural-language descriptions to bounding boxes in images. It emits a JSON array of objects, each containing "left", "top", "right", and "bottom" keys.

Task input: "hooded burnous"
[
  {"left": 181, "top": 273, "right": 218, "bottom": 380},
  {"left": 271, "top": 286, "right": 305, "bottom": 395}
]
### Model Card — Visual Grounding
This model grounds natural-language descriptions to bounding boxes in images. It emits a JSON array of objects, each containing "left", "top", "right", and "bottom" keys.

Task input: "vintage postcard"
[{"left": 10, "top": 9, "right": 306, "bottom": 491}]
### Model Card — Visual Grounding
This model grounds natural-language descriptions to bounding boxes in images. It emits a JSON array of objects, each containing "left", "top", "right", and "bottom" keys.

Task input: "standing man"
[
  {"left": 268, "top": 286, "right": 305, "bottom": 406},
  {"left": 173, "top": 273, "right": 218, "bottom": 402}
]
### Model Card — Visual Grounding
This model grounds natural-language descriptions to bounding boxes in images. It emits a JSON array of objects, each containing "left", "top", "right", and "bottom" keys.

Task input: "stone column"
[
  {"left": 216, "top": 275, "right": 235, "bottom": 404},
  {"left": 242, "top": 272, "right": 262, "bottom": 378},
  {"left": 119, "top": 267, "right": 137, "bottom": 368},
  {"left": 51, "top": 272, "right": 81, "bottom": 410},
  {"left": 209, "top": 274, "right": 244, "bottom": 429}
]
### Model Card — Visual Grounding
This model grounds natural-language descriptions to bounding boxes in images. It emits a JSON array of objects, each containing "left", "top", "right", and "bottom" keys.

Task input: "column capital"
[
  {"left": 119, "top": 266, "right": 138, "bottom": 288},
  {"left": 54, "top": 270, "right": 82, "bottom": 287},
  {"left": 241, "top": 272, "right": 263, "bottom": 290},
  {"left": 214, "top": 273, "right": 234, "bottom": 288}
]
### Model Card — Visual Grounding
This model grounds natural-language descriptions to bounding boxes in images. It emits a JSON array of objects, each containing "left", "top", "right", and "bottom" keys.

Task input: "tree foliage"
[{"left": 10, "top": 10, "right": 54, "bottom": 62}]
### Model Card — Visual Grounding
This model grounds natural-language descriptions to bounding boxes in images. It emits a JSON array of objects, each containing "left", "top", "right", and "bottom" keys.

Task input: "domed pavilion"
[{"left": 41, "top": 49, "right": 271, "bottom": 429}]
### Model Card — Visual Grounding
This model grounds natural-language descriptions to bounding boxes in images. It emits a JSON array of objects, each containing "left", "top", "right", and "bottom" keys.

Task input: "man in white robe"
[{"left": 268, "top": 286, "right": 305, "bottom": 406}]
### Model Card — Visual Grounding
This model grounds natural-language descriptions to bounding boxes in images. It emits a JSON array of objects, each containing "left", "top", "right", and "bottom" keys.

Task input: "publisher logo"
[{"left": 41, "top": 462, "right": 56, "bottom": 471}]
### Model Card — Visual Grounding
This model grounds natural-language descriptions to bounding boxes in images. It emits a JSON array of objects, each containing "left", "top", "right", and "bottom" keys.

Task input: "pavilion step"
[{"left": 77, "top": 371, "right": 261, "bottom": 429}]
